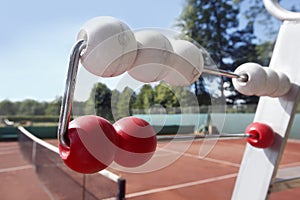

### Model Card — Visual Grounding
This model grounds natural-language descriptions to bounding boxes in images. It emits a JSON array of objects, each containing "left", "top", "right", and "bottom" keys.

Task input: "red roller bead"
[
  {"left": 59, "top": 115, "right": 116, "bottom": 174},
  {"left": 246, "top": 122, "right": 275, "bottom": 148},
  {"left": 113, "top": 116, "right": 157, "bottom": 168}
]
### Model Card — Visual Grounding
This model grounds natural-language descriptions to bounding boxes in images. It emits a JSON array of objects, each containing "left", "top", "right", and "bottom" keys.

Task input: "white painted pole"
[{"left": 232, "top": 14, "right": 300, "bottom": 200}]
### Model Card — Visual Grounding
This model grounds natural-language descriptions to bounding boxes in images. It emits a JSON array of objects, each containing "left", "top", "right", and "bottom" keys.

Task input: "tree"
[
  {"left": 177, "top": 0, "right": 241, "bottom": 68},
  {"left": 236, "top": 0, "right": 282, "bottom": 41},
  {"left": 45, "top": 97, "right": 61, "bottom": 116},
  {"left": 193, "top": 76, "right": 212, "bottom": 106},
  {"left": 255, "top": 41, "right": 275, "bottom": 66},
  {"left": 72, "top": 101, "right": 86, "bottom": 116},
  {"left": 236, "top": 0, "right": 299, "bottom": 64},
  {"left": 226, "top": 0, "right": 298, "bottom": 104},
  {"left": 154, "top": 83, "right": 179, "bottom": 110},
  {"left": 18, "top": 99, "right": 46, "bottom": 116},
  {"left": 177, "top": 0, "right": 249, "bottom": 104},
  {"left": 133, "top": 84, "right": 155, "bottom": 110},
  {"left": 0, "top": 100, "right": 16, "bottom": 115},
  {"left": 111, "top": 89, "right": 121, "bottom": 120},
  {"left": 115, "top": 87, "right": 136, "bottom": 120},
  {"left": 171, "top": 85, "right": 198, "bottom": 108},
  {"left": 177, "top": 0, "right": 295, "bottom": 105},
  {"left": 86, "top": 83, "right": 112, "bottom": 121},
  {"left": 229, "top": 22, "right": 258, "bottom": 67},
  {"left": 152, "top": 83, "right": 201, "bottom": 113}
]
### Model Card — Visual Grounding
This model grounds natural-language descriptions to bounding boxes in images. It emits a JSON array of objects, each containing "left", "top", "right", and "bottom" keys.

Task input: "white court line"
[
  {"left": 287, "top": 139, "right": 300, "bottom": 144},
  {"left": 0, "top": 150, "right": 18, "bottom": 155},
  {"left": 158, "top": 147, "right": 241, "bottom": 168},
  {"left": 279, "top": 161, "right": 300, "bottom": 168},
  {"left": 201, "top": 157, "right": 240, "bottom": 168},
  {"left": 0, "top": 165, "right": 33, "bottom": 173},
  {"left": 0, "top": 146, "right": 19, "bottom": 151},
  {"left": 126, "top": 173, "right": 238, "bottom": 198}
]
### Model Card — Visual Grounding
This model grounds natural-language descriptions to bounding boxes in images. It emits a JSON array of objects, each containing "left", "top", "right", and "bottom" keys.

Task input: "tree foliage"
[
  {"left": 154, "top": 83, "right": 179, "bottom": 109},
  {"left": 0, "top": 82, "right": 201, "bottom": 118},
  {"left": 177, "top": 0, "right": 244, "bottom": 69},
  {"left": 115, "top": 87, "right": 136, "bottom": 120},
  {"left": 0, "top": 99, "right": 59, "bottom": 116},
  {"left": 0, "top": 100, "right": 16, "bottom": 115},
  {"left": 45, "top": 97, "right": 61, "bottom": 116},
  {"left": 176, "top": 0, "right": 287, "bottom": 105},
  {"left": 86, "top": 83, "right": 113, "bottom": 121},
  {"left": 177, "top": 0, "right": 257, "bottom": 105},
  {"left": 133, "top": 85, "right": 155, "bottom": 110},
  {"left": 4, "top": 1, "right": 300, "bottom": 117}
]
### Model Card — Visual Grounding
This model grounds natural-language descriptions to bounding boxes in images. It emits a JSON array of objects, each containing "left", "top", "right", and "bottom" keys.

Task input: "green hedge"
[
  {"left": 153, "top": 125, "right": 195, "bottom": 134},
  {"left": 0, "top": 125, "right": 194, "bottom": 140},
  {"left": 6, "top": 116, "right": 60, "bottom": 123},
  {"left": 25, "top": 126, "right": 58, "bottom": 139},
  {"left": 0, "top": 127, "right": 18, "bottom": 140},
  {"left": 0, "top": 126, "right": 58, "bottom": 140}
]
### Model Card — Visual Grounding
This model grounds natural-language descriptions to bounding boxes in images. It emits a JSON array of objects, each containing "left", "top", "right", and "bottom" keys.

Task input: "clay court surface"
[{"left": 1, "top": 138, "right": 300, "bottom": 200}]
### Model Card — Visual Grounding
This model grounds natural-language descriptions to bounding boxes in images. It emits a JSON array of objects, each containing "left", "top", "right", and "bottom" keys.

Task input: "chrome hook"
[{"left": 58, "top": 40, "right": 87, "bottom": 148}]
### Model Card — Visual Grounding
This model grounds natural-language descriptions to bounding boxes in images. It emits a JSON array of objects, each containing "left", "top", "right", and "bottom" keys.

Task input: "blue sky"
[
  {"left": 0, "top": 0, "right": 184, "bottom": 101},
  {"left": 0, "top": 0, "right": 299, "bottom": 102}
]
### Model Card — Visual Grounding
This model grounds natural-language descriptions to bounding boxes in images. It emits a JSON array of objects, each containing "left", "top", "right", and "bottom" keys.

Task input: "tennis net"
[{"left": 18, "top": 126, "right": 125, "bottom": 200}]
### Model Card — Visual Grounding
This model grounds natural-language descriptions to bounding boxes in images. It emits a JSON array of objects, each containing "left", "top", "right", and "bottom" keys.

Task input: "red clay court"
[{"left": 1, "top": 136, "right": 300, "bottom": 200}]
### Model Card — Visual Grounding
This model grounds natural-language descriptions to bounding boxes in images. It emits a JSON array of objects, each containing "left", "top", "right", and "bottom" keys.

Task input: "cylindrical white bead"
[
  {"left": 258, "top": 67, "right": 279, "bottom": 96},
  {"left": 162, "top": 39, "right": 203, "bottom": 86},
  {"left": 269, "top": 71, "right": 291, "bottom": 97},
  {"left": 232, "top": 63, "right": 267, "bottom": 96},
  {"left": 78, "top": 16, "right": 137, "bottom": 77},
  {"left": 128, "top": 30, "right": 173, "bottom": 83}
]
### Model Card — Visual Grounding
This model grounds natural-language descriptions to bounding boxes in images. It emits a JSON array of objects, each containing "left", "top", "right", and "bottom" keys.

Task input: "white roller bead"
[
  {"left": 269, "top": 71, "right": 291, "bottom": 97},
  {"left": 128, "top": 30, "right": 173, "bottom": 83},
  {"left": 232, "top": 63, "right": 267, "bottom": 96},
  {"left": 162, "top": 39, "right": 203, "bottom": 86},
  {"left": 259, "top": 67, "right": 279, "bottom": 96},
  {"left": 77, "top": 16, "right": 137, "bottom": 77}
]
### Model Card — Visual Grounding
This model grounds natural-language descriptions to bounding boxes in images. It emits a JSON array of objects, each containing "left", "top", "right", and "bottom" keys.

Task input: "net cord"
[{"left": 18, "top": 126, "right": 120, "bottom": 183}]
